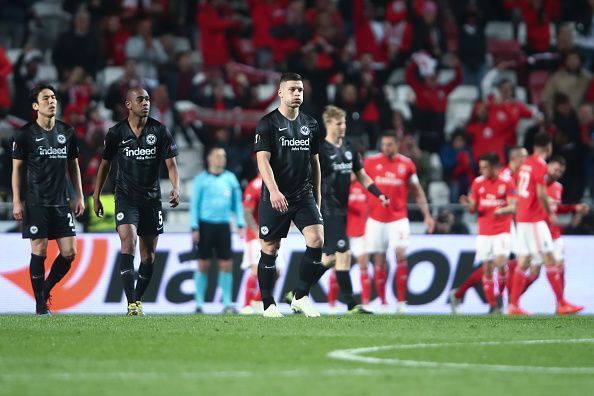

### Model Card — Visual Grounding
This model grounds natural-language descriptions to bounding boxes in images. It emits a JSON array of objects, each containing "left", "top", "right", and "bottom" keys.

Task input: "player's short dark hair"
[
  {"left": 548, "top": 155, "right": 566, "bottom": 167},
  {"left": 29, "top": 84, "right": 56, "bottom": 104},
  {"left": 206, "top": 145, "right": 226, "bottom": 156},
  {"left": 380, "top": 130, "right": 399, "bottom": 142},
  {"left": 279, "top": 72, "right": 303, "bottom": 84},
  {"left": 533, "top": 132, "right": 552, "bottom": 148},
  {"left": 478, "top": 152, "right": 499, "bottom": 166}
]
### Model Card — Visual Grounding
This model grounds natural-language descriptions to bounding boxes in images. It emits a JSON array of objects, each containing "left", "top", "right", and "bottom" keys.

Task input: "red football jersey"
[
  {"left": 470, "top": 174, "right": 516, "bottom": 235},
  {"left": 243, "top": 176, "right": 262, "bottom": 241},
  {"left": 516, "top": 154, "right": 548, "bottom": 222},
  {"left": 347, "top": 181, "right": 367, "bottom": 237},
  {"left": 546, "top": 181, "right": 563, "bottom": 240},
  {"left": 363, "top": 153, "right": 416, "bottom": 222}
]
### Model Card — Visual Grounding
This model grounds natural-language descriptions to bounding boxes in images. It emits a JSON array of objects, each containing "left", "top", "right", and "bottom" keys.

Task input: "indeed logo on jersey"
[
  {"left": 37, "top": 146, "right": 67, "bottom": 158},
  {"left": 123, "top": 146, "right": 157, "bottom": 159},
  {"left": 332, "top": 162, "right": 352, "bottom": 173},
  {"left": 279, "top": 136, "right": 309, "bottom": 151}
]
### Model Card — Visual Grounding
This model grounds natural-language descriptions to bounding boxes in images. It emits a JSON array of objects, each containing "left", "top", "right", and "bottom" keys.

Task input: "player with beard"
[
  {"left": 253, "top": 72, "right": 323, "bottom": 318},
  {"left": 93, "top": 87, "right": 180, "bottom": 316},
  {"left": 12, "top": 84, "right": 85, "bottom": 315}
]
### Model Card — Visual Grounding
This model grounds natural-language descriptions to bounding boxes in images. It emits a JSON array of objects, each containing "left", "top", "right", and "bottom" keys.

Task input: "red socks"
[
  {"left": 328, "top": 270, "right": 339, "bottom": 307},
  {"left": 522, "top": 272, "right": 539, "bottom": 295},
  {"left": 510, "top": 266, "right": 527, "bottom": 306},
  {"left": 506, "top": 259, "right": 517, "bottom": 298},
  {"left": 546, "top": 265, "right": 565, "bottom": 305},
  {"left": 482, "top": 275, "right": 496, "bottom": 307},
  {"left": 244, "top": 273, "right": 258, "bottom": 307},
  {"left": 454, "top": 266, "right": 484, "bottom": 299},
  {"left": 497, "top": 269, "right": 507, "bottom": 297},
  {"left": 374, "top": 265, "right": 387, "bottom": 305},
  {"left": 396, "top": 260, "right": 408, "bottom": 302},
  {"left": 360, "top": 268, "right": 371, "bottom": 305}
]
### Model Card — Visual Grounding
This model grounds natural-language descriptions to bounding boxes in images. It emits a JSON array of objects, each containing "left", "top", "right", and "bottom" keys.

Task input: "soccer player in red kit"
[
  {"left": 347, "top": 176, "right": 372, "bottom": 307},
  {"left": 508, "top": 132, "right": 559, "bottom": 315},
  {"left": 450, "top": 147, "right": 527, "bottom": 310},
  {"left": 457, "top": 153, "right": 516, "bottom": 313},
  {"left": 364, "top": 132, "right": 434, "bottom": 313},
  {"left": 520, "top": 156, "right": 588, "bottom": 314}
]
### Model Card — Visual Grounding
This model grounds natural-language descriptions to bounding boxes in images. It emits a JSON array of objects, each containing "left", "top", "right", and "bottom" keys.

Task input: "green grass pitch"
[{"left": 1, "top": 314, "right": 593, "bottom": 396}]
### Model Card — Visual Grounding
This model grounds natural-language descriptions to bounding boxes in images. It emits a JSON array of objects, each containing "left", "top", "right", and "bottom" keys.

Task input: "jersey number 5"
[{"left": 518, "top": 170, "right": 530, "bottom": 198}]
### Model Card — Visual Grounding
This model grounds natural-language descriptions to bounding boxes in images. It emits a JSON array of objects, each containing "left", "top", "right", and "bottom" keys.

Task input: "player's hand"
[
  {"left": 73, "top": 197, "right": 85, "bottom": 217},
  {"left": 270, "top": 190, "right": 288, "bottom": 213},
  {"left": 192, "top": 230, "right": 200, "bottom": 244},
  {"left": 494, "top": 208, "right": 504, "bottom": 216},
  {"left": 549, "top": 212, "right": 558, "bottom": 226},
  {"left": 93, "top": 196, "right": 104, "bottom": 218},
  {"left": 424, "top": 215, "right": 435, "bottom": 234},
  {"left": 459, "top": 195, "right": 470, "bottom": 205},
  {"left": 169, "top": 189, "right": 180, "bottom": 208},
  {"left": 238, "top": 227, "right": 245, "bottom": 239},
  {"left": 379, "top": 194, "right": 390, "bottom": 207},
  {"left": 576, "top": 203, "right": 590, "bottom": 215},
  {"left": 12, "top": 201, "right": 24, "bottom": 221}
]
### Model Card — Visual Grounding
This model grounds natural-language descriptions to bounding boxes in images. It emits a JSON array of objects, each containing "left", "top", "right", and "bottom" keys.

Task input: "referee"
[
  {"left": 93, "top": 87, "right": 180, "bottom": 316},
  {"left": 12, "top": 84, "right": 85, "bottom": 315},
  {"left": 254, "top": 72, "right": 324, "bottom": 318},
  {"left": 190, "top": 147, "right": 245, "bottom": 314}
]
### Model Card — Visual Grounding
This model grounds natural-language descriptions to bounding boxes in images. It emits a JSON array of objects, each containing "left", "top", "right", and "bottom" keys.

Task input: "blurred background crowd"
[{"left": 0, "top": 0, "right": 593, "bottom": 234}]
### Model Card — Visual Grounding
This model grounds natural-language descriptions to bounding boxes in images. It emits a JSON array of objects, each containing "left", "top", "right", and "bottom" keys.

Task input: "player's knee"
[
  {"left": 308, "top": 235, "right": 323, "bottom": 249},
  {"left": 141, "top": 253, "right": 155, "bottom": 265},
  {"left": 61, "top": 251, "right": 76, "bottom": 261}
]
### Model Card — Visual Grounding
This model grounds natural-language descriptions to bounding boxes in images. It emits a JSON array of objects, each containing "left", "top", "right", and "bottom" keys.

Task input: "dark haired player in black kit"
[
  {"left": 254, "top": 72, "right": 324, "bottom": 318},
  {"left": 12, "top": 84, "right": 85, "bottom": 315},
  {"left": 315, "top": 105, "right": 389, "bottom": 314},
  {"left": 93, "top": 87, "right": 180, "bottom": 316}
]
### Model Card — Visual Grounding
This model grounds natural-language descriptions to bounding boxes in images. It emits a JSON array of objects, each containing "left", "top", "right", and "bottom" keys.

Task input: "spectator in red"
[
  {"left": 519, "top": 0, "right": 553, "bottom": 54},
  {"left": 57, "top": 66, "right": 96, "bottom": 110},
  {"left": 353, "top": 0, "right": 388, "bottom": 64},
  {"left": 196, "top": 0, "right": 242, "bottom": 68},
  {"left": 405, "top": 52, "right": 462, "bottom": 152},
  {"left": 102, "top": 15, "right": 130, "bottom": 66},
  {"left": 269, "top": 0, "right": 311, "bottom": 63},
  {"left": 249, "top": 0, "right": 286, "bottom": 68},
  {"left": 384, "top": 0, "right": 413, "bottom": 68},
  {"left": 466, "top": 101, "right": 506, "bottom": 164},
  {"left": 440, "top": 130, "right": 475, "bottom": 202},
  {"left": 0, "top": 46, "right": 12, "bottom": 116}
]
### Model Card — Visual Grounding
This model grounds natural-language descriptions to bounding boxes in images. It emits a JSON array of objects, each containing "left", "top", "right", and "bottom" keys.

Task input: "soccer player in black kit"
[
  {"left": 93, "top": 87, "right": 180, "bottom": 316},
  {"left": 254, "top": 72, "right": 324, "bottom": 318},
  {"left": 12, "top": 84, "right": 85, "bottom": 315},
  {"left": 317, "top": 105, "right": 389, "bottom": 314}
]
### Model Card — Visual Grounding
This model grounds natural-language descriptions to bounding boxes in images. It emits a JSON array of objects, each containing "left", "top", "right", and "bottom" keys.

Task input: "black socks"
[
  {"left": 258, "top": 251, "right": 277, "bottom": 310},
  {"left": 336, "top": 270, "right": 357, "bottom": 310},
  {"left": 134, "top": 261, "right": 154, "bottom": 302},
  {"left": 294, "top": 246, "right": 322, "bottom": 300},
  {"left": 119, "top": 253, "right": 136, "bottom": 304},
  {"left": 43, "top": 255, "right": 73, "bottom": 298},
  {"left": 29, "top": 254, "right": 46, "bottom": 307}
]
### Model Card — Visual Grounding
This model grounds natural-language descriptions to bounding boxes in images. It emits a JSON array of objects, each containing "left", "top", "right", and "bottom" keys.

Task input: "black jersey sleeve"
[
  {"left": 253, "top": 117, "right": 272, "bottom": 153},
  {"left": 310, "top": 120, "right": 320, "bottom": 156},
  {"left": 353, "top": 150, "right": 363, "bottom": 173},
  {"left": 12, "top": 129, "right": 28, "bottom": 160},
  {"left": 68, "top": 129, "right": 79, "bottom": 159},
  {"left": 160, "top": 125, "right": 179, "bottom": 159},
  {"left": 102, "top": 128, "right": 119, "bottom": 161}
]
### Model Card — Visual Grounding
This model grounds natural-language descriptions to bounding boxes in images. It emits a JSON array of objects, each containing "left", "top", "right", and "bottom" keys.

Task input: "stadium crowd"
[{"left": 0, "top": 0, "right": 593, "bottom": 234}]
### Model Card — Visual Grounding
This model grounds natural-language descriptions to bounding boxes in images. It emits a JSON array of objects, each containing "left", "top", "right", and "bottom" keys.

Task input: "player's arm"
[
  {"left": 190, "top": 175, "right": 203, "bottom": 244},
  {"left": 310, "top": 154, "right": 321, "bottom": 208},
  {"left": 537, "top": 183, "right": 555, "bottom": 223},
  {"left": 67, "top": 158, "right": 85, "bottom": 217},
  {"left": 257, "top": 151, "right": 288, "bottom": 213},
  {"left": 92, "top": 159, "right": 112, "bottom": 217},
  {"left": 459, "top": 194, "right": 476, "bottom": 213},
  {"left": 165, "top": 157, "right": 180, "bottom": 208},
  {"left": 243, "top": 203, "right": 259, "bottom": 235},
  {"left": 230, "top": 175, "right": 245, "bottom": 237},
  {"left": 411, "top": 176, "right": 435, "bottom": 233},
  {"left": 11, "top": 159, "right": 24, "bottom": 220},
  {"left": 355, "top": 169, "right": 389, "bottom": 207},
  {"left": 495, "top": 196, "right": 517, "bottom": 216}
]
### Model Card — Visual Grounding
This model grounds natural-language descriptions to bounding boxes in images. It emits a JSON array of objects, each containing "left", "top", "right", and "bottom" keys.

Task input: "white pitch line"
[{"left": 327, "top": 338, "right": 594, "bottom": 375}]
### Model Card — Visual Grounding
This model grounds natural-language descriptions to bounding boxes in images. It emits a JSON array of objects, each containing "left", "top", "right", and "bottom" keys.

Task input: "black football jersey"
[
  {"left": 12, "top": 120, "right": 79, "bottom": 206},
  {"left": 103, "top": 117, "right": 178, "bottom": 205},
  {"left": 253, "top": 109, "right": 320, "bottom": 203},
  {"left": 320, "top": 139, "right": 363, "bottom": 214}
]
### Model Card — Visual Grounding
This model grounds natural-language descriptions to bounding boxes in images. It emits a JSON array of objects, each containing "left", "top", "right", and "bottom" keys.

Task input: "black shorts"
[
  {"left": 258, "top": 193, "right": 324, "bottom": 240},
  {"left": 323, "top": 213, "right": 349, "bottom": 255},
  {"left": 198, "top": 222, "right": 231, "bottom": 260},
  {"left": 23, "top": 205, "right": 76, "bottom": 240},
  {"left": 115, "top": 200, "right": 164, "bottom": 236}
]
